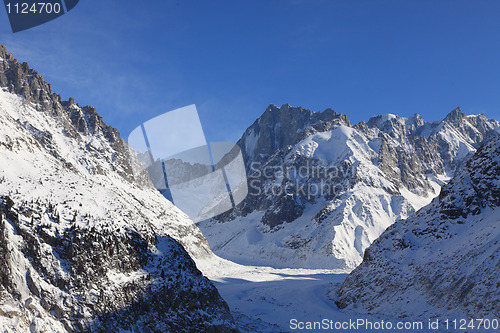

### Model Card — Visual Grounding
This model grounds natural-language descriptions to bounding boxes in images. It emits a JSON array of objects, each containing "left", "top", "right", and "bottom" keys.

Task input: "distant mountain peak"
[
  {"left": 238, "top": 104, "right": 352, "bottom": 168},
  {"left": 444, "top": 106, "right": 465, "bottom": 123}
]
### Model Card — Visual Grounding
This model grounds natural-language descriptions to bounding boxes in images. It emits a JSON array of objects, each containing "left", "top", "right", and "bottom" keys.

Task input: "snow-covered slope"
[
  {"left": 0, "top": 45, "right": 237, "bottom": 332},
  {"left": 337, "top": 135, "right": 500, "bottom": 320},
  {"left": 198, "top": 104, "right": 499, "bottom": 270}
]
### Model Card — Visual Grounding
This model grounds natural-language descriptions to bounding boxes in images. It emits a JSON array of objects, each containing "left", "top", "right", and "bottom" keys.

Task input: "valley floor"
[
  {"left": 200, "top": 259, "right": 347, "bottom": 332},
  {"left": 197, "top": 257, "right": 467, "bottom": 333}
]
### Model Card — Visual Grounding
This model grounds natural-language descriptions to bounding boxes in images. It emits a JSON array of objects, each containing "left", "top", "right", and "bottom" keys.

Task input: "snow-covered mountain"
[
  {"left": 0, "top": 45, "right": 237, "bottom": 332},
  {"left": 198, "top": 104, "right": 499, "bottom": 270},
  {"left": 337, "top": 134, "right": 500, "bottom": 320}
]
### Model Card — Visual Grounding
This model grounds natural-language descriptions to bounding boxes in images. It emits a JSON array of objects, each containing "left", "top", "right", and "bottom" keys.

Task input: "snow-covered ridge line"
[{"left": 0, "top": 46, "right": 211, "bottom": 259}]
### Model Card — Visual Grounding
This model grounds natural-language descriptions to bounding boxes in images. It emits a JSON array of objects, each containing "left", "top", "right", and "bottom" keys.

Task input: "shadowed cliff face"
[
  {"left": 337, "top": 135, "right": 500, "bottom": 320},
  {"left": 0, "top": 44, "right": 238, "bottom": 332}
]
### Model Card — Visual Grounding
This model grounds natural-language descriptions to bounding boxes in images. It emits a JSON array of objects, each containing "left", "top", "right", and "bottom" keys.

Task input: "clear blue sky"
[{"left": 1, "top": 0, "right": 499, "bottom": 142}]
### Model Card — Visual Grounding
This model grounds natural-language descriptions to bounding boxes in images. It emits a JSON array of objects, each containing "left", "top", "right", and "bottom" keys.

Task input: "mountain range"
[{"left": 199, "top": 103, "right": 499, "bottom": 269}]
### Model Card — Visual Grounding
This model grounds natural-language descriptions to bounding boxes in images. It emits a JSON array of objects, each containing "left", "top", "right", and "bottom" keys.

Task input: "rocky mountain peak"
[
  {"left": 439, "top": 106, "right": 498, "bottom": 147},
  {"left": 444, "top": 106, "right": 465, "bottom": 124},
  {"left": 0, "top": 45, "right": 60, "bottom": 107},
  {"left": 238, "top": 104, "right": 351, "bottom": 168},
  {"left": 0, "top": 44, "right": 147, "bottom": 186},
  {"left": 0, "top": 45, "right": 21, "bottom": 69},
  {"left": 411, "top": 112, "right": 424, "bottom": 127}
]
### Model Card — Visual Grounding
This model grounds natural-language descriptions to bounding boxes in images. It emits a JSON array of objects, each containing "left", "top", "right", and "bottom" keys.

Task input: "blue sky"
[{"left": 1, "top": 0, "right": 499, "bottom": 142}]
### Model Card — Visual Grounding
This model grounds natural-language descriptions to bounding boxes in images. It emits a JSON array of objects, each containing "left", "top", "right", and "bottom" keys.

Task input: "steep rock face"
[
  {"left": 0, "top": 45, "right": 237, "bottom": 332},
  {"left": 337, "top": 136, "right": 500, "bottom": 320},
  {"left": 198, "top": 104, "right": 498, "bottom": 270}
]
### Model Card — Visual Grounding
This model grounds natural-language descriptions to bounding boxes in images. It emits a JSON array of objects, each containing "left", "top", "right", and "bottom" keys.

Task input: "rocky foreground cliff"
[{"left": 0, "top": 45, "right": 238, "bottom": 332}]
